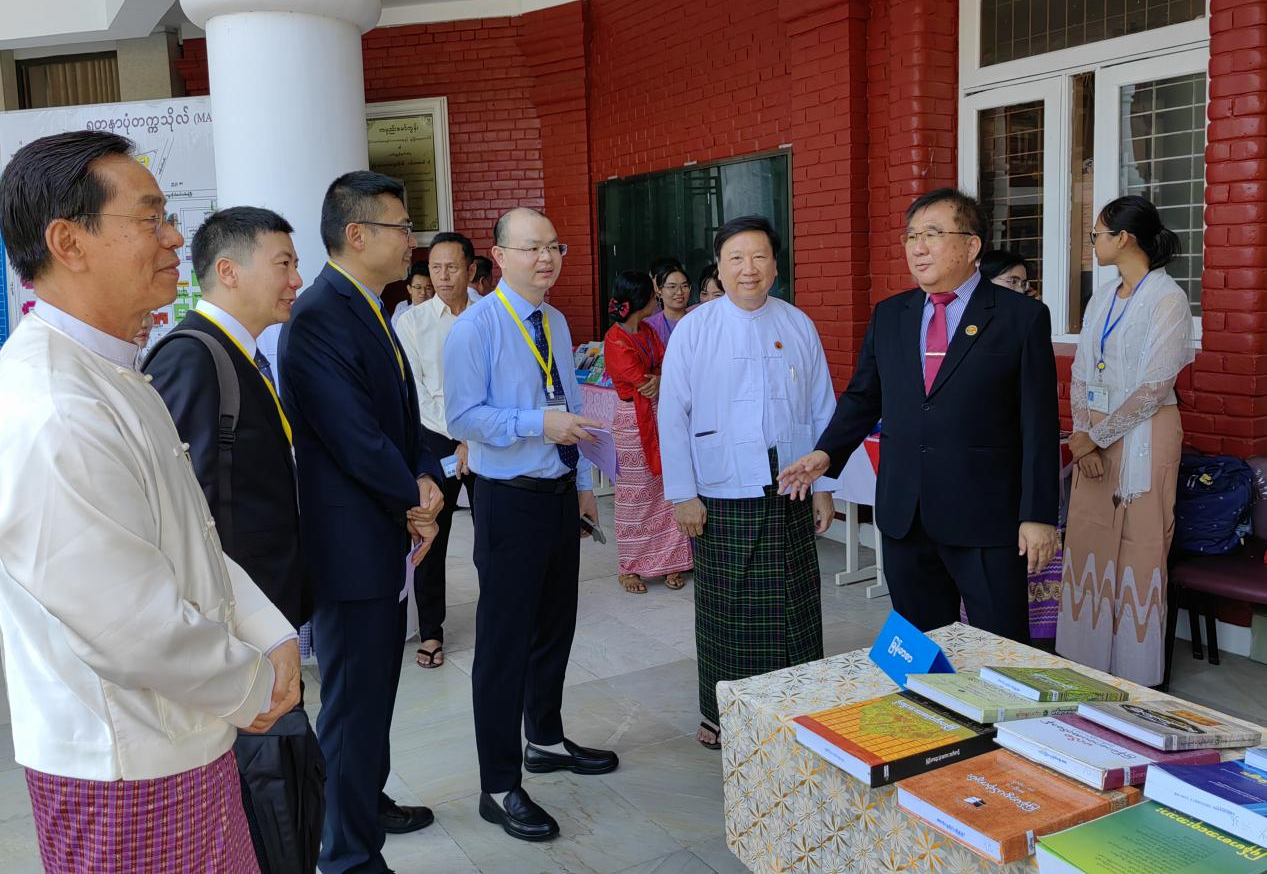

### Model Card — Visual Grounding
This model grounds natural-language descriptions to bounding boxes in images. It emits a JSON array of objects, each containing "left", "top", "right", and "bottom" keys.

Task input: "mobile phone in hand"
[{"left": 579, "top": 513, "right": 606, "bottom": 544}]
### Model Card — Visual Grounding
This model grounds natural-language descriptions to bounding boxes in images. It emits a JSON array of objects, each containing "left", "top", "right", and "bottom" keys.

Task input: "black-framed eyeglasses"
[
  {"left": 78, "top": 211, "right": 180, "bottom": 237},
  {"left": 1088, "top": 230, "right": 1116, "bottom": 245},
  {"left": 500, "top": 243, "right": 568, "bottom": 258},
  {"left": 361, "top": 220, "right": 416, "bottom": 236},
  {"left": 900, "top": 230, "right": 975, "bottom": 247}
]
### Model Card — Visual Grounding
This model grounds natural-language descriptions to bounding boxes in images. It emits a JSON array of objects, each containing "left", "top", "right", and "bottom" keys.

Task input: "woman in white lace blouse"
[{"left": 1056, "top": 196, "right": 1194, "bottom": 686}]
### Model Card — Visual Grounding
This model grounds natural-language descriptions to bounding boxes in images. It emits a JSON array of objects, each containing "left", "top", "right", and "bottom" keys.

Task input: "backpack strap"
[{"left": 146, "top": 329, "right": 242, "bottom": 554}]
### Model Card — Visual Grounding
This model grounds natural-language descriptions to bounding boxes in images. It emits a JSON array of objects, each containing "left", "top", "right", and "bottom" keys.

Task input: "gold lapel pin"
[{"left": 965, "top": 325, "right": 979, "bottom": 336}]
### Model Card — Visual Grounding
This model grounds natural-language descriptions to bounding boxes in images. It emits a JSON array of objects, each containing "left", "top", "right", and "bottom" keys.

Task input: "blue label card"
[{"left": 868, "top": 610, "right": 956, "bottom": 689}]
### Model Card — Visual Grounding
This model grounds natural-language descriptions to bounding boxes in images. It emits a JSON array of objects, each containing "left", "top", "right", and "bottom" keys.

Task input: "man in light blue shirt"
[{"left": 443, "top": 207, "right": 618, "bottom": 843}]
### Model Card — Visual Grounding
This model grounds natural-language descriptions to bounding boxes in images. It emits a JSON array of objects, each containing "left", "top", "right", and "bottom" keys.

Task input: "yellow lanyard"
[
  {"left": 327, "top": 260, "right": 405, "bottom": 380},
  {"left": 196, "top": 310, "right": 293, "bottom": 445},
  {"left": 495, "top": 287, "right": 555, "bottom": 395}
]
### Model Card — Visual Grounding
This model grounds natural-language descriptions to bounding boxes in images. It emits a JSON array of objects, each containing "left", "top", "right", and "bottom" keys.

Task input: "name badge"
[
  {"left": 542, "top": 389, "right": 568, "bottom": 443},
  {"left": 1087, "top": 386, "right": 1111, "bottom": 414},
  {"left": 869, "top": 610, "right": 955, "bottom": 689},
  {"left": 440, "top": 454, "right": 459, "bottom": 479}
]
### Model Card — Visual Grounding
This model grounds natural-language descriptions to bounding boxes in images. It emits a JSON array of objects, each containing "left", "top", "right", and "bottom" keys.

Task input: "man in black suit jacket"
[
  {"left": 279, "top": 171, "right": 443, "bottom": 874},
  {"left": 780, "top": 189, "right": 1060, "bottom": 641},
  {"left": 146, "top": 206, "right": 308, "bottom": 627}
]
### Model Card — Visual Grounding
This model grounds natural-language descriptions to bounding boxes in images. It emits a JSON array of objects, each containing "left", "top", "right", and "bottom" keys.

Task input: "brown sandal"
[
  {"left": 665, "top": 573, "right": 686, "bottom": 590},
  {"left": 619, "top": 574, "right": 647, "bottom": 594}
]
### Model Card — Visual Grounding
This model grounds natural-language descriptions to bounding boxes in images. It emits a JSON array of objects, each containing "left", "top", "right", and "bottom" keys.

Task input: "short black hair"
[
  {"left": 429, "top": 231, "right": 474, "bottom": 265},
  {"left": 0, "top": 130, "right": 134, "bottom": 283},
  {"left": 608, "top": 271, "right": 655, "bottom": 324},
  {"left": 192, "top": 206, "right": 294, "bottom": 290},
  {"left": 978, "top": 249, "right": 1033, "bottom": 284},
  {"left": 406, "top": 262, "right": 430, "bottom": 283},
  {"left": 713, "top": 215, "right": 781, "bottom": 260},
  {"left": 905, "top": 188, "right": 988, "bottom": 243},
  {"left": 493, "top": 207, "right": 547, "bottom": 246},
  {"left": 649, "top": 257, "right": 687, "bottom": 289},
  {"left": 473, "top": 255, "right": 493, "bottom": 282},
  {"left": 320, "top": 170, "right": 407, "bottom": 255}
]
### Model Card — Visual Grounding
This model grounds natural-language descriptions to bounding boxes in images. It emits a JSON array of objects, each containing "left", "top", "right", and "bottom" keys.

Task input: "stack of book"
[
  {"left": 1036, "top": 801, "right": 1267, "bottom": 873},
  {"left": 1077, "top": 701, "right": 1264, "bottom": 752},
  {"left": 1142, "top": 759, "right": 1267, "bottom": 846},
  {"left": 976, "top": 666, "right": 1128, "bottom": 703},
  {"left": 904, "top": 671, "right": 1081, "bottom": 725},
  {"left": 895, "top": 749, "right": 1139, "bottom": 864},
  {"left": 995, "top": 714, "right": 1223, "bottom": 790},
  {"left": 792, "top": 691, "right": 995, "bottom": 788}
]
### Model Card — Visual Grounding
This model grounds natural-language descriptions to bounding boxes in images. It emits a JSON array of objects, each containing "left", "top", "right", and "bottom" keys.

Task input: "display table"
[{"left": 717, "top": 623, "right": 1266, "bottom": 873}]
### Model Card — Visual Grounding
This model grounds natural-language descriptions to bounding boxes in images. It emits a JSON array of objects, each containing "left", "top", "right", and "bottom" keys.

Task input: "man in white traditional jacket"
[
  {"left": 658, "top": 214, "right": 838, "bottom": 751},
  {"left": 0, "top": 130, "right": 299, "bottom": 871}
]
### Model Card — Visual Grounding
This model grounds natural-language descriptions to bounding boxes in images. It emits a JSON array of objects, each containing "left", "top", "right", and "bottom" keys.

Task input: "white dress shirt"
[
  {"left": 0, "top": 303, "right": 292, "bottom": 780},
  {"left": 659, "top": 295, "right": 838, "bottom": 502},
  {"left": 396, "top": 293, "right": 467, "bottom": 437},
  {"left": 195, "top": 299, "right": 257, "bottom": 356}
]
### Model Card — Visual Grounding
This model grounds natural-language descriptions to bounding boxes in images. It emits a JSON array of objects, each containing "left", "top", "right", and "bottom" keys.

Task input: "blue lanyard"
[{"left": 1097, "top": 272, "right": 1150, "bottom": 372}]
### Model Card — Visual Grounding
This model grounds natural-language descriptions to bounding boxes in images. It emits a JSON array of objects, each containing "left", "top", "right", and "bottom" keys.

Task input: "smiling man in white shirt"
[
  {"left": 395, "top": 230, "right": 478, "bottom": 670},
  {"left": 0, "top": 131, "right": 298, "bottom": 872},
  {"left": 659, "top": 215, "right": 837, "bottom": 751}
]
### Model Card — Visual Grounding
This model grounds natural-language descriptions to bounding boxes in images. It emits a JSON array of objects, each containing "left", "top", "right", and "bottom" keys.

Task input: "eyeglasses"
[
  {"left": 1088, "top": 230, "right": 1117, "bottom": 245},
  {"left": 900, "top": 230, "right": 975, "bottom": 247},
  {"left": 361, "top": 220, "right": 416, "bottom": 236},
  {"left": 501, "top": 243, "right": 568, "bottom": 258},
  {"left": 660, "top": 282, "right": 690, "bottom": 293},
  {"left": 996, "top": 276, "right": 1035, "bottom": 292},
  {"left": 78, "top": 211, "right": 180, "bottom": 237}
]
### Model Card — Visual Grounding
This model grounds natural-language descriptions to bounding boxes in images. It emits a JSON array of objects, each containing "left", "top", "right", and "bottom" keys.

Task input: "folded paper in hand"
[{"left": 579, "top": 427, "right": 619, "bottom": 482}]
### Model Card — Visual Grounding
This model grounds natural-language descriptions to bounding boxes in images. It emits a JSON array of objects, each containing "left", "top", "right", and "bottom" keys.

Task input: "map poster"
[
  {"left": 367, "top": 114, "right": 440, "bottom": 234},
  {"left": 0, "top": 96, "right": 217, "bottom": 351}
]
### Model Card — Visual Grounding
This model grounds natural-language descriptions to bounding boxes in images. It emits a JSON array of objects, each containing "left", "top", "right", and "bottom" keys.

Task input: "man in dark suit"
[
  {"left": 780, "top": 188, "right": 1060, "bottom": 641},
  {"left": 145, "top": 206, "right": 308, "bottom": 627},
  {"left": 279, "top": 171, "right": 444, "bottom": 874}
]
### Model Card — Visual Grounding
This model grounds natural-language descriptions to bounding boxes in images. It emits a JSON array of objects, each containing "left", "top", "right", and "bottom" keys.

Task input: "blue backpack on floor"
[{"left": 1173, "top": 452, "right": 1254, "bottom": 555}]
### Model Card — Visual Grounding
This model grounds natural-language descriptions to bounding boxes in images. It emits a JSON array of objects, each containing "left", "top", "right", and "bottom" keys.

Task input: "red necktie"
[{"left": 923, "top": 292, "right": 958, "bottom": 394}]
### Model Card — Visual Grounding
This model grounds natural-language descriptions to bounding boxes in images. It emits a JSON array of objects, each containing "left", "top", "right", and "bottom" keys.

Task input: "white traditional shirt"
[
  {"left": 659, "top": 294, "right": 838, "bottom": 502},
  {"left": 0, "top": 303, "right": 292, "bottom": 781},
  {"left": 396, "top": 293, "right": 468, "bottom": 437}
]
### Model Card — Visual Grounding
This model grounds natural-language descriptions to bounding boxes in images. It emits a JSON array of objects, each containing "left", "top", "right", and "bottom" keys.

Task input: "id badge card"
[
  {"left": 543, "top": 386, "right": 568, "bottom": 443},
  {"left": 440, "top": 454, "right": 459, "bottom": 479},
  {"left": 1087, "top": 386, "right": 1111, "bottom": 414}
]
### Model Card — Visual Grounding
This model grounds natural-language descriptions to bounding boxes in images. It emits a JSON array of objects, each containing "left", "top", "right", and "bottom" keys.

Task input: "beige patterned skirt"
[{"left": 1056, "top": 404, "right": 1183, "bottom": 687}]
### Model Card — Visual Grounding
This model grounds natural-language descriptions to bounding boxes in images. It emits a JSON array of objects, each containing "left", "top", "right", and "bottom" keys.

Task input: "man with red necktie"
[{"left": 780, "top": 188, "right": 1060, "bottom": 641}]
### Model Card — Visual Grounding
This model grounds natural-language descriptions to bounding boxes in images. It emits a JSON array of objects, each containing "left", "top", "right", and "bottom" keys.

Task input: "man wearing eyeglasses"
[
  {"left": 279, "top": 170, "right": 445, "bottom": 873},
  {"left": 780, "top": 188, "right": 1060, "bottom": 644},
  {"left": 443, "top": 207, "right": 618, "bottom": 842}
]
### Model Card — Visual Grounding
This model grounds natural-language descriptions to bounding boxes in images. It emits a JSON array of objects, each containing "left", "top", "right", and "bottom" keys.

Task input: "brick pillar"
[
  {"left": 519, "top": 4, "right": 596, "bottom": 341},
  {"left": 867, "top": 0, "right": 958, "bottom": 307},
  {"left": 778, "top": 0, "right": 871, "bottom": 384},
  {"left": 1196, "top": 0, "right": 1267, "bottom": 456}
]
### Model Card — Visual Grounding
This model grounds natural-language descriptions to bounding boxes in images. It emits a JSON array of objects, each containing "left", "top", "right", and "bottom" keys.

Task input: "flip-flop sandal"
[
  {"left": 619, "top": 574, "right": 647, "bottom": 594},
  {"left": 698, "top": 721, "right": 721, "bottom": 750},
  {"left": 665, "top": 574, "right": 686, "bottom": 590},
  {"left": 416, "top": 645, "right": 443, "bottom": 669}
]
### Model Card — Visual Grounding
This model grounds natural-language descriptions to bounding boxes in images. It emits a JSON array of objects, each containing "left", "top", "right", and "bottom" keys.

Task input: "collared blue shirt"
[
  {"left": 442, "top": 281, "right": 592, "bottom": 490},
  {"left": 919, "top": 270, "right": 980, "bottom": 360}
]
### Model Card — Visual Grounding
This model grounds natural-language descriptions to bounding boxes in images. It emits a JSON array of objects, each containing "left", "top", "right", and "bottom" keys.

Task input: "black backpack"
[{"left": 145, "top": 330, "right": 325, "bottom": 873}]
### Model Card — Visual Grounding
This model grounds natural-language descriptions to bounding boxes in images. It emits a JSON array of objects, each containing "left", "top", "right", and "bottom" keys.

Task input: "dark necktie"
[
  {"left": 527, "top": 310, "right": 578, "bottom": 470},
  {"left": 923, "top": 292, "right": 958, "bottom": 395},
  {"left": 253, "top": 349, "right": 276, "bottom": 389}
]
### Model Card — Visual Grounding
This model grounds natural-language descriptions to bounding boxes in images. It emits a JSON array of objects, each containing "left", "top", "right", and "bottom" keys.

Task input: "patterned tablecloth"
[{"left": 718, "top": 623, "right": 1266, "bottom": 873}]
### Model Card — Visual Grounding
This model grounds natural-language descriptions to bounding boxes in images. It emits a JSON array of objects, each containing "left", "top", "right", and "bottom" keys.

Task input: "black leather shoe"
[
  {"left": 479, "top": 787, "right": 559, "bottom": 841},
  {"left": 523, "top": 738, "right": 619, "bottom": 775},
  {"left": 379, "top": 799, "right": 435, "bottom": 835}
]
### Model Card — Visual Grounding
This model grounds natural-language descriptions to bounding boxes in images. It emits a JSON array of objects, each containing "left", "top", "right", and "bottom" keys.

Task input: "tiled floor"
[{"left": 1, "top": 497, "right": 1264, "bottom": 873}]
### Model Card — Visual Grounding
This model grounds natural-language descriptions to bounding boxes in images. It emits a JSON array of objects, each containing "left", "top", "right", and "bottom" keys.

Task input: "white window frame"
[
  {"left": 1094, "top": 49, "right": 1208, "bottom": 343},
  {"left": 365, "top": 97, "right": 454, "bottom": 246},
  {"left": 959, "top": 79, "right": 1071, "bottom": 336},
  {"left": 960, "top": 0, "right": 1210, "bottom": 93}
]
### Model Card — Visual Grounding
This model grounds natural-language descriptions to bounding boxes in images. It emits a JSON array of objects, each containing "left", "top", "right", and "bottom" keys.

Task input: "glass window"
[
  {"left": 1120, "top": 72, "right": 1207, "bottom": 315},
  {"left": 981, "top": 0, "right": 1204, "bottom": 66},
  {"left": 978, "top": 101, "right": 1046, "bottom": 297}
]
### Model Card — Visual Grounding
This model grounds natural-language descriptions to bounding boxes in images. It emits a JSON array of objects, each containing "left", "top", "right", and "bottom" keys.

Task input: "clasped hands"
[
  {"left": 405, "top": 475, "right": 444, "bottom": 565},
  {"left": 1068, "top": 430, "right": 1104, "bottom": 480}
]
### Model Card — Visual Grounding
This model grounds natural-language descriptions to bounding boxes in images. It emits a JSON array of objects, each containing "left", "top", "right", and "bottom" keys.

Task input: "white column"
[{"left": 181, "top": 0, "right": 381, "bottom": 362}]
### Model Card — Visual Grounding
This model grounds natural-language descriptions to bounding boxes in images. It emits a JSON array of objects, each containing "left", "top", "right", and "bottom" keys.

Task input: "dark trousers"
[
  {"left": 413, "top": 473, "right": 475, "bottom": 644},
  {"left": 881, "top": 509, "right": 1030, "bottom": 644},
  {"left": 471, "top": 476, "right": 580, "bottom": 793},
  {"left": 313, "top": 596, "right": 406, "bottom": 874}
]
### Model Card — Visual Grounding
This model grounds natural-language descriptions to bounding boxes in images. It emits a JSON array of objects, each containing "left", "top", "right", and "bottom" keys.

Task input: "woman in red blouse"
[{"left": 603, "top": 272, "right": 694, "bottom": 593}]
